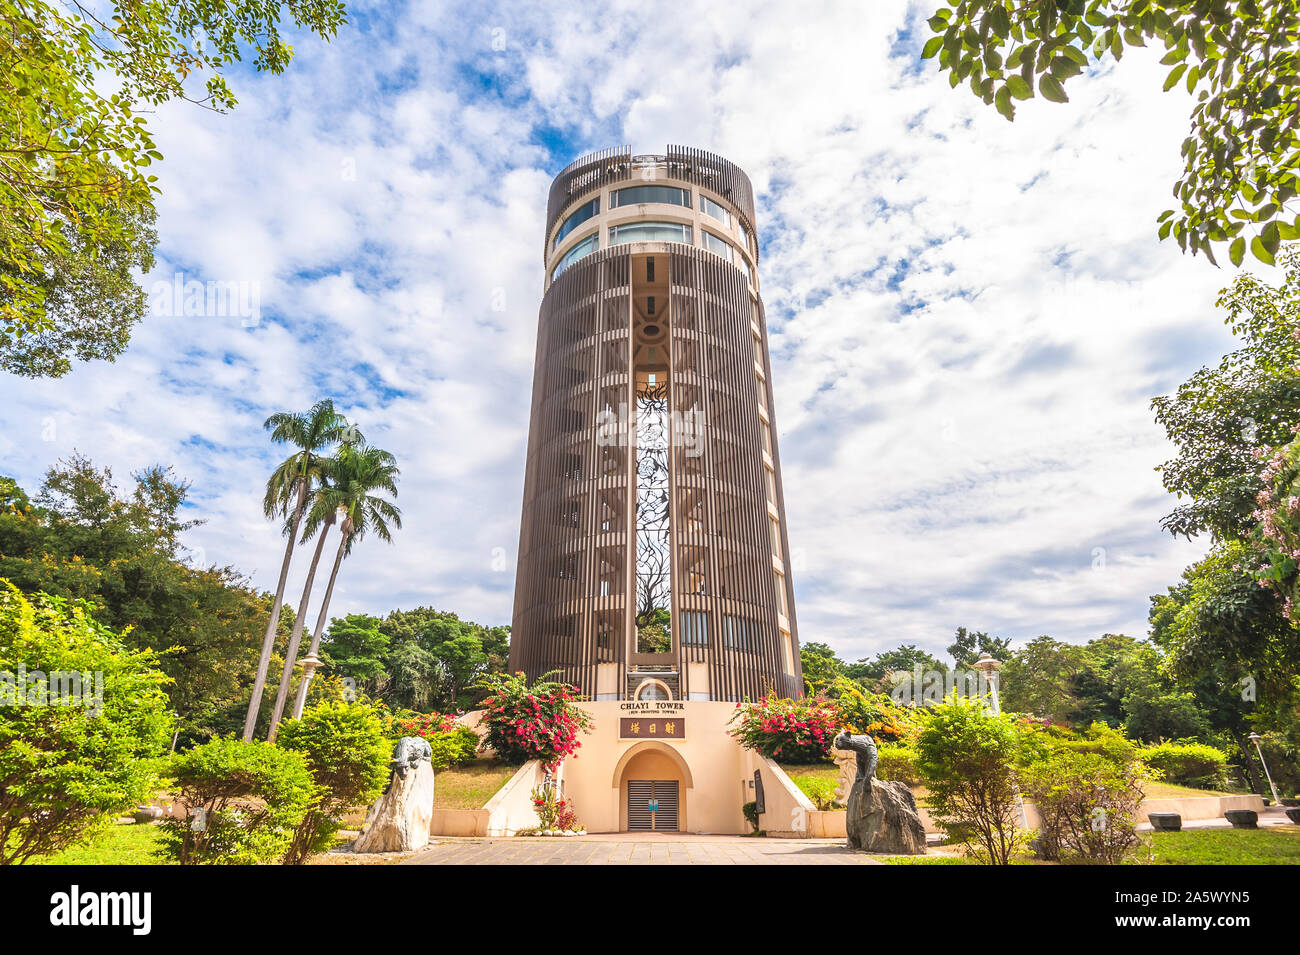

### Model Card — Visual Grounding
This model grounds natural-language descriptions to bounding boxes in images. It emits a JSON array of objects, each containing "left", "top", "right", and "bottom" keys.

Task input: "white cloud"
[{"left": 0, "top": 0, "right": 1267, "bottom": 665}]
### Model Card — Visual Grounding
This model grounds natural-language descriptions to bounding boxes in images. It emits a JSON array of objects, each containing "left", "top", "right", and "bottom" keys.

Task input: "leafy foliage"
[
  {"left": 476, "top": 670, "right": 592, "bottom": 769},
  {"left": 0, "top": 459, "right": 285, "bottom": 742},
  {"left": 820, "top": 675, "right": 921, "bottom": 742},
  {"left": 1020, "top": 747, "right": 1148, "bottom": 863},
  {"left": 915, "top": 694, "right": 1024, "bottom": 864},
  {"left": 1153, "top": 247, "right": 1300, "bottom": 541},
  {"left": 156, "top": 737, "right": 316, "bottom": 865},
  {"left": 0, "top": 204, "right": 156, "bottom": 377},
  {"left": 1141, "top": 740, "right": 1231, "bottom": 787},
  {"left": 1, "top": 1, "right": 347, "bottom": 361},
  {"left": 947, "top": 626, "right": 1012, "bottom": 668},
  {"left": 921, "top": 0, "right": 1300, "bottom": 264},
  {"left": 727, "top": 693, "right": 840, "bottom": 763},
  {"left": 276, "top": 700, "right": 391, "bottom": 864},
  {"left": 324, "top": 607, "right": 509, "bottom": 712},
  {"left": 0, "top": 583, "right": 173, "bottom": 863}
]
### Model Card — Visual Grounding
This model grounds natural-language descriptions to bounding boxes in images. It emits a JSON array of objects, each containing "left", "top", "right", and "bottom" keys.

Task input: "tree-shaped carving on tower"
[{"left": 635, "top": 373, "right": 671, "bottom": 650}]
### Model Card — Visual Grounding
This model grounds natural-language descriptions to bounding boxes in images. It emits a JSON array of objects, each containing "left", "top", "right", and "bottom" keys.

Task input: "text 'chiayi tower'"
[{"left": 510, "top": 146, "right": 802, "bottom": 703}]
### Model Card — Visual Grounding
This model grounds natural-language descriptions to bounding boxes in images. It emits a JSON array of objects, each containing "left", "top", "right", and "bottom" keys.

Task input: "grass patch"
[
  {"left": 779, "top": 762, "right": 842, "bottom": 810},
  {"left": 1140, "top": 780, "right": 1235, "bottom": 799},
  {"left": 1135, "top": 826, "right": 1300, "bottom": 865},
  {"left": 434, "top": 758, "right": 518, "bottom": 810},
  {"left": 36, "top": 821, "right": 170, "bottom": 865}
]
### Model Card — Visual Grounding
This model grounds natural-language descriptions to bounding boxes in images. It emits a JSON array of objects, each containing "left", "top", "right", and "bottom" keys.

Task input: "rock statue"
[
  {"left": 391, "top": 736, "right": 433, "bottom": 777},
  {"left": 354, "top": 736, "right": 435, "bottom": 853},
  {"left": 833, "top": 730, "right": 926, "bottom": 855}
]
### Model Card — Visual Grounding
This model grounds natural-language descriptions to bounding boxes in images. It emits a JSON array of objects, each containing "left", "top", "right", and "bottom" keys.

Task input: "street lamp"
[
  {"left": 972, "top": 652, "right": 1027, "bottom": 829},
  {"left": 973, "top": 652, "right": 1002, "bottom": 713},
  {"left": 291, "top": 652, "right": 322, "bottom": 721},
  {"left": 1248, "top": 732, "right": 1282, "bottom": 808}
]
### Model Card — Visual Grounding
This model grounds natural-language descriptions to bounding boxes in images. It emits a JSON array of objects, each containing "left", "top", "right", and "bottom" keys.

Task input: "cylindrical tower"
[{"left": 510, "top": 145, "right": 802, "bottom": 702}]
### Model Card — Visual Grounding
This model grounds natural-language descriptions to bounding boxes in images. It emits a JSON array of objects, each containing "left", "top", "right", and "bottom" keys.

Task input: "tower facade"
[{"left": 510, "top": 146, "right": 802, "bottom": 702}]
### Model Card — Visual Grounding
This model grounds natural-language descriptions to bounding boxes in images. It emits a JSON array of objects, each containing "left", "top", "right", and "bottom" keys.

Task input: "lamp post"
[
  {"left": 291, "top": 653, "right": 322, "bottom": 721},
  {"left": 973, "top": 653, "right": 1002, "bottom": 713},
  {"left": 973, "top": 652, "right": 1028, "bottom": 829},
  {"left": 1248, "top": 732, "right": 1282, "bottom": 808}
]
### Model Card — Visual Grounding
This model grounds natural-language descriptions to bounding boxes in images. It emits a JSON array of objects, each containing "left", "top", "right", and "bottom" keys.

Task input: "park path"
[{"left": 403, "top": 835, "right": 884, "bottom": 865}]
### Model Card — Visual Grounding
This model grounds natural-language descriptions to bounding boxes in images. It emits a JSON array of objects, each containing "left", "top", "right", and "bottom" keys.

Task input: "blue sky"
[{"left": 0, "top": 0, "right": 1263, "bottom": 665}]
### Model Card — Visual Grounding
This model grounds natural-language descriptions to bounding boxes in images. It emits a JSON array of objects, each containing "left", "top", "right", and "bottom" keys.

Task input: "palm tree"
[
  {"left": 287, "top": 443, "right": 402, "bottom": 723},
  {"left": 241, "top": 399, "right": 349, "bottom": 742}
]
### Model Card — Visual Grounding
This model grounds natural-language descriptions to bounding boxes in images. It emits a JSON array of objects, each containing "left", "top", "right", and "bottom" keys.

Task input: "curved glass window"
[
  {"left": 701, "top": 230, "right": 732, "bottom": 261},
  {"left": 554, "top": 197, "right": 599, "bottom": 249},
  {"left": 700, "top": 194, "right": 731, "bottom": 227},
  {"left": 609, "top": 221, "right": 691, "bottom": 247},
  {"left": 611, "top": 185, "right": 689, "bottom": 208},
  {"left": 552, "top": 232, "right": 598, "bottom": 281},
  {"left": 739, "top": 221, "right": 752, "bottom": 254}
]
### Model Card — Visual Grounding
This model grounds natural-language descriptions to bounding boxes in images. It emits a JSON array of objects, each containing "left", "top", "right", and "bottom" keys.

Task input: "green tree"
[
  {"left": 1153, "top": 247, "right": 1300, "bottom": 541},
  {"left": 319, "top": 613, "right": 391, "bottom": 694},
  {"left": 915, "top": 694, "right": 1024, "bottom": 864},
  {"left": 921, "top": 0, "right": 1300, "bottom": 265},
  {"left": 1, "top": 0, "right": 347, "bottom": 348},
  {"left": 851, "top": 644, "right": 949, "bottom": 688},
  {"left": 156, "top": 737, "right": 316, "bottom": 865},
  {"left": 0, "top": 204, "right": 156, "bottom": 377},
  {"left": 799, "top": 641, "right": 845, "bottom": 690},
  {"left": 1000, "top": 635, "right": 1087, "bottom": 721},
  {"left": 0, "top": 583, "right": 174, "bottom": 864},
  {"left": 244, "top": 399, "right": 350, "bottom": 741},
  {"left": 0, "top": 459, "right": 281, "bottom": 742},
  {"left": 947, "top": 626, "right": 1012, "bottom": 669},
  {"left": 276, "top": 700, "right": 390, "bottom": 865}
]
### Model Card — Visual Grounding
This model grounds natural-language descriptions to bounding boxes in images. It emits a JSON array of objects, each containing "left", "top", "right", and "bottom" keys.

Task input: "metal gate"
[{"left": 626, "top": 780, "right": 680, "bottom": 831}]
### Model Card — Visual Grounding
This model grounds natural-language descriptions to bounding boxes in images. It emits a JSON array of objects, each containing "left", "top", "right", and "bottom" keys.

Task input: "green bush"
[
  {"left": 915, "top": 695, "right": 1024, "bottom": 864},
  {"left": 0, "top": 584, "right": 174, "bottom": 864},
  {"left": 1141, "top": 742, "right": 1229, "bottom": 790},
  {"left": 427, "top": 725, "right": 479, "bottom": 770},
  {"left": 156, "top": 738, "right": 316, "bottom": 864},
  {"left": 1021, "top": 748, "right": 1148, "bottom": 864},
  {"left": 875, "top": 744, "right": 921, "bottom": 786},
  {"left": 277, "top": 701, "right": 391, "bottom": 864}
]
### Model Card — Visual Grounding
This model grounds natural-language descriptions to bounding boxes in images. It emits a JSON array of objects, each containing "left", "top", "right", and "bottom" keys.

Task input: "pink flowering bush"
[
  {"left": 476, "top": 671, "right": 593, "bottom": 769},
  {"left": 1253, "top": 430, "right": 1300, "bottom": 622},
  {"left": 727, "top": 694, "right": 839, "bottom": 763}
]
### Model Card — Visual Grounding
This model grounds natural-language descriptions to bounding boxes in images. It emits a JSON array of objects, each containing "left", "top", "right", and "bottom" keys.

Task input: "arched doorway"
[{"left": 613, "top": 742, "right": 692, "bottom": 832}]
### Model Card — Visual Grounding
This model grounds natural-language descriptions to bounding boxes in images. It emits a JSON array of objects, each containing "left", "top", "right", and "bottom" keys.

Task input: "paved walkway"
[{"left": 404, "top": 835, "right": 884, "bottom": 865}]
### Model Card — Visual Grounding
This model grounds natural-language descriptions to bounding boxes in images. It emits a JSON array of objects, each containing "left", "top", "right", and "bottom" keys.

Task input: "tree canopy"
[
  {"left": 1, "top": 1, "right": 347, "bottom": 373},
  {"left": 921, "top": 0, "right": 1300, "bottom": 265}
]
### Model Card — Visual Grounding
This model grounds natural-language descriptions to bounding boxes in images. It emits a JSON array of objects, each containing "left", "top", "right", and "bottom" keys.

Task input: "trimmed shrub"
[
  {"left": 822, "top": 677, "right": 921, "bottom": 743},
  {"left": 157, "top": 738, "right": 316, "bottom": 864},
  {"left": 727, "top": 694, "right": 839, "bottom": 763},
  {"left": 915, "top": 694, "right": 1024, "bottom": 864},
  {"left": 476, "top": 670, "right": 592, "bottom": 768},
  {"left": 875, "top": 744, "right": 921, "bottom": 786},
  {"left": 1141, "top": 742, "right": 1229, "bottom": 790},
  {"left": 0, "top": 584, "right": 174, "bottom": 864},
  {"left": 427, "top": 724, "right": 480, "bottom": 770},
  {"left": 277, "top": 701, "right": 391, "bottom": 864},
  {"left": 1021, "top": 748, "right": 1148, "bottom": 864}
]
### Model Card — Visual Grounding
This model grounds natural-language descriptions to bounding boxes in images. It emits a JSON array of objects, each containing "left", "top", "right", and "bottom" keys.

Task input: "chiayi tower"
[{"left": 510, "top": 146, "right": 802, "bottom": 704}]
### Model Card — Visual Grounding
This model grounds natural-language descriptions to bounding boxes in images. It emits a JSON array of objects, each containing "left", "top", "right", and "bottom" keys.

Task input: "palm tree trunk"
[
  {"left": 266, "top": 524, "right": 331, "bottom": 742},
  {"left": 242, "top": 480, "right": 306, "bottom": 741},
  {"left": 292, "top": 528, "right": 350, "bottom": 720}
]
